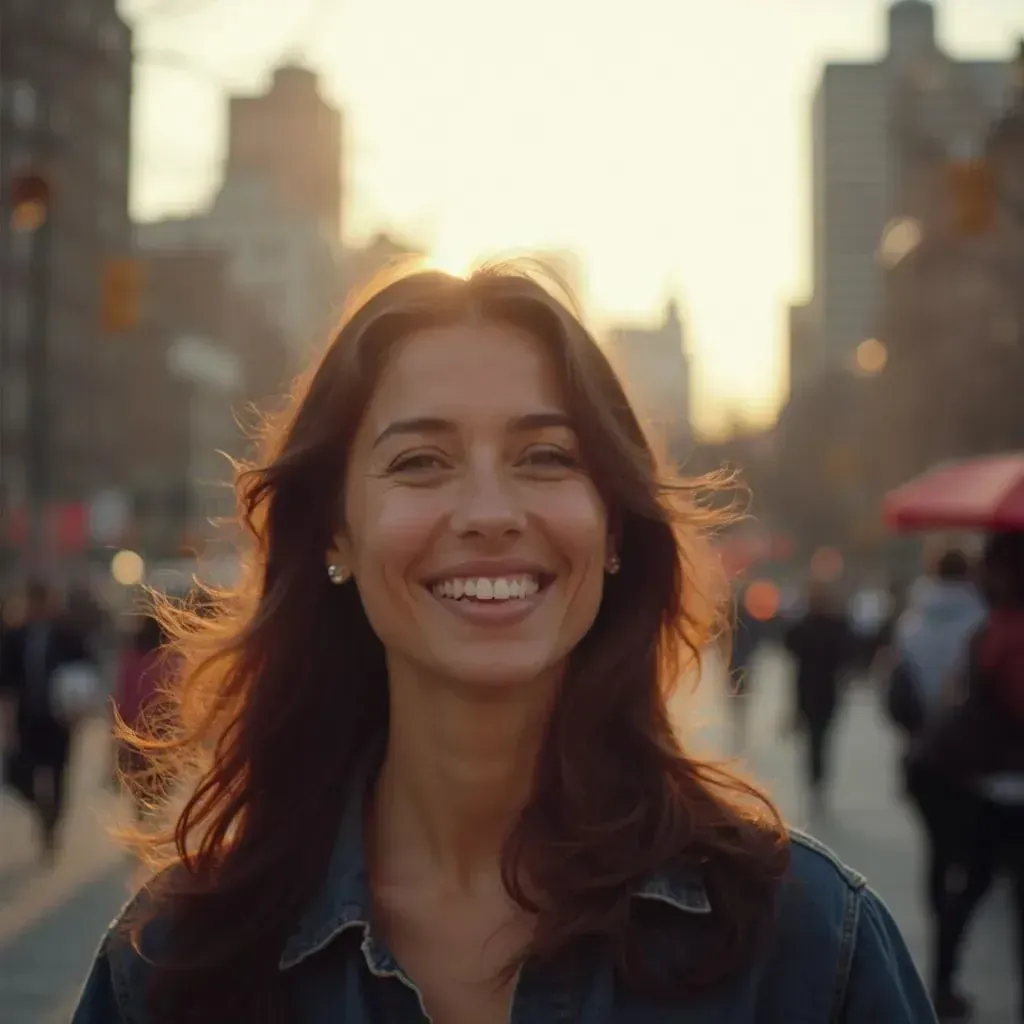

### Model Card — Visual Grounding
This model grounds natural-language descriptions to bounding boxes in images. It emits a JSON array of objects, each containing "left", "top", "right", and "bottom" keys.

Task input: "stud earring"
[
  {"left": 327, "top": 563, "right": 351, "bottom": 585},
  {"left": 606, "top": 553, "right": 621, "bottom": 575}
]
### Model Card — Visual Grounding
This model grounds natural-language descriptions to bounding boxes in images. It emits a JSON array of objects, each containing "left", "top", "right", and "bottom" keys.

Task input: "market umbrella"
[{"left": 883, "top": 453, "right": 1024, "bottom": 532}]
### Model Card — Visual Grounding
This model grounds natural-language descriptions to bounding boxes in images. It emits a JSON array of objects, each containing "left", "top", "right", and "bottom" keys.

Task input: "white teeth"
[{"left": 430, "top": 575, "right": 543, "bottom": 602}]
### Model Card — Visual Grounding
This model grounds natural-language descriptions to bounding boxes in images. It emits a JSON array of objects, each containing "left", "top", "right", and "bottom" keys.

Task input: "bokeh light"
[
  {"left": 855, "top": 337, "right": 888, "bottom": 376},
  {"left": 110, "top": 549, "right": 145, "bottom": 587},
  {"left": 744, "top": 580, "right": 781, "bottom": 622},
  {"left": 11, "top": 199, "right": 48, "bottom": 232}
]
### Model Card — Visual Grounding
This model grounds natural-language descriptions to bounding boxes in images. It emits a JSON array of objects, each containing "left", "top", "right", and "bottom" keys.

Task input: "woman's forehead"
[{"left": 362, "top": 321, "right": 568, "bottom": 425}]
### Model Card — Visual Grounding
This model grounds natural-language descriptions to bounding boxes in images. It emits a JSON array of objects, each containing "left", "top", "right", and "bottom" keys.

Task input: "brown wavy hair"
[{"left": 123, "top": 261, "right": 788, "bottom": 1021}]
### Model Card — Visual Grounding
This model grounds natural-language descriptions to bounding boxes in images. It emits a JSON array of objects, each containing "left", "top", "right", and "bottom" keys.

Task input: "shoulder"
[
  {"left": 771, "top": 831, "right": 867, "bottom": 964},
  {"left": 761, "top": 831, "right": 934, "bottom": 1022},
  {"left": 73, "top": 872, "right": 177, "bottom": 1023}
]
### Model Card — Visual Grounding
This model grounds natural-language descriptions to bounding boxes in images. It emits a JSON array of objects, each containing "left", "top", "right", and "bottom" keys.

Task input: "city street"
[{"left": 0, "top": 647, "right": 1017, "bottom": 1023}]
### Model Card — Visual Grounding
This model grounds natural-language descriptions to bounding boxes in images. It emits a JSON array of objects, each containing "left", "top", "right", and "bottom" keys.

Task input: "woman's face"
[{"left": 331, "top": 320, "right": 612, "bottom": 691}]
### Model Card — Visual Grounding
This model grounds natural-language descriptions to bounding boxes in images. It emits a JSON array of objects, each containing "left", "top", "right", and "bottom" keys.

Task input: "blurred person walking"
[
  {"left": 899, "top": 534, "right": 1024, "bottom": 1022},
  {"left": 886, "top": 548, "right": 985, "bottom": 1022},
  {"left": 0, "top": 580, "right": 95, "bottom": 862},
  {"left": 783, "top": 581, "right": 854, "bottom": 819}
]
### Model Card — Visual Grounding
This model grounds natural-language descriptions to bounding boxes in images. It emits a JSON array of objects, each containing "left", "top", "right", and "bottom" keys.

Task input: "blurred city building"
[
  {"left": 117, "top": 250, "right": 291, "bottom": 561},
  {"left": 607, "top": 300, "right": 692, "bottom": 458},
  {"left": 773, "top": 25, "right": 1024, "bottom": 567},
  {"left": 786, "top": 301, "right": 817, "bottom": 396},
  {"left": 0, "top": 3, "right": 134, "bottom": 577},
  {"left": 227, "top": 64, "right": 343, "bottom": 241},
  {"left": 804, "top": 0, "right": 1015, "bottom": 376},
  {"left": 868, "top": 39, "right": 1024, "bottom": 487},
  {"left": 137, "top": 64, "right": 343, "bottom": 367}
]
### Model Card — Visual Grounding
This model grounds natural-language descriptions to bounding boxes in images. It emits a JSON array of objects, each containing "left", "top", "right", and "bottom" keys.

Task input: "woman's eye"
[
  {"left": 522, "top": 447, "right": 579, "bottom": 470},
  {"left": 388, "top": 453, "right": 448, "bottom": 474}
]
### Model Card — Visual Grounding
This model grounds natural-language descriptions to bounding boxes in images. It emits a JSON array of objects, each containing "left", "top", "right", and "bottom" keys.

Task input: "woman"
[{"left": 72, "top": 265, "right": 933, "bottom": 1023}]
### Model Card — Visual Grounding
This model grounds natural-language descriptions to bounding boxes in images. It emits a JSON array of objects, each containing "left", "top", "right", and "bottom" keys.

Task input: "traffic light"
[
  {"left": 9, "top": 172, "right": 51, "bottom": 232},
  {"left": 99, "top": 258, "right": 145, "bottom": 333},
  {"left": 948, "top": 158, "right": 996, "bottom": 235}
]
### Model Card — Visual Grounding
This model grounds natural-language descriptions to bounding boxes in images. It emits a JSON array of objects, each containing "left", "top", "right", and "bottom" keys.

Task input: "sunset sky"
[{"left": 126, "top": 0, "right": 1023, "bottom": 431}]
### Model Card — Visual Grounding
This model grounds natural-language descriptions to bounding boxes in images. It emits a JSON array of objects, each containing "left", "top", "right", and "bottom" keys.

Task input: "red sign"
[{"left": 2, "top": 503, "right": 88, "bottom": 551}]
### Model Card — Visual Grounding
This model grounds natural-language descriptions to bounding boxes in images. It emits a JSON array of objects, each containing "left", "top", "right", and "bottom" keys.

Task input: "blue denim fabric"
[{"left": 71, "top": 781, "right": 936, "bottom": 1023}]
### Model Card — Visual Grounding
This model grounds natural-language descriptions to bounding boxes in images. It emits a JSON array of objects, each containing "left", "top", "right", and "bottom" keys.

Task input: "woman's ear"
[{"left": 325, "top": 532, "right": 354, "bottom": 576}]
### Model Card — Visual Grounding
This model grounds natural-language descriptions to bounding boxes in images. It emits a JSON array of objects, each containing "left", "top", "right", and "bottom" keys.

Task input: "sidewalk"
[{"left": 0, "top": 718, "right": 134, "bottom": 1024}]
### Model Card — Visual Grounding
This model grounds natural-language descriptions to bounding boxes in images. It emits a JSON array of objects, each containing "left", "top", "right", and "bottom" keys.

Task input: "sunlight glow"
[{"left": 425, "top": 243, "right": 478, "bottom": 279}]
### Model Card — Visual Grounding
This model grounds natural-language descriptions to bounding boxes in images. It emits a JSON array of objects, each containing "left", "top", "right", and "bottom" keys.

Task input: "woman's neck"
[{"left": 370, "top": 661, "right": 559, "bottom": 891}]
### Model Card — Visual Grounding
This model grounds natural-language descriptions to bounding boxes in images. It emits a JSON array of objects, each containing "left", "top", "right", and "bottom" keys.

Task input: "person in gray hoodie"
[
  {"left": 889, "top": 547, "right": 986, "bottom": 1022},
  {"left": 894, "top": 550, "right": 986, "bottom": 724}
]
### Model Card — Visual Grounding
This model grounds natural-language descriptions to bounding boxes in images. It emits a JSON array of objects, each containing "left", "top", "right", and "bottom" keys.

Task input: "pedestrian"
[
  {"left": 71, "top": 264, "right": 932, "bottom": 1023},
  {"left": 783, "top": 580, "right": 854, "bottom": 818},
  {"left": 0, "top": 579, "right": 96, "bottom": 862},
  {"left": 904, "top": 532, "right": 1024, "bottom": 1023},
  {"left": 885, "top": 547, "right": 985, "bottom": 1022}
]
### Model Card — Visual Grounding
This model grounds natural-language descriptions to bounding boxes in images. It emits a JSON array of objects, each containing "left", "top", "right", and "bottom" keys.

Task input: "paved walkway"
[{"left": 0, "top": 647, "right": 1017, "bottom": 1022}]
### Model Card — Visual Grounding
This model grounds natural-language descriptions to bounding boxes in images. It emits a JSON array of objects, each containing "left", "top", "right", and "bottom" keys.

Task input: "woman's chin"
[{"left": 427, "top": 644, "right": 566, "bottom": 695}]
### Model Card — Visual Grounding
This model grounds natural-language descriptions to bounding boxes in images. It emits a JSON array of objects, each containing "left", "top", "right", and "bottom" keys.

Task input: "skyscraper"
[
  {"left": 139, "top": 64, "right": 344, "bottom": 364},
  {"left": 227, "top": 64, "right": 343, "bottom": 242},
  {"left": 807, "top": 0, "right": 1013, "bottom": 372},
  {"left": 608, "top": 300, "right": 692, "bottom": 454},
  {"left": 0, "top": 2, "right": 134, "bottom": 567}
]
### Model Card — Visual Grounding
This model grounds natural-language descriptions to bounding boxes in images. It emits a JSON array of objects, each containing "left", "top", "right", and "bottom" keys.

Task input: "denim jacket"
[{"left": 72, "top": 791, "right": 936, "bottom": 1024}]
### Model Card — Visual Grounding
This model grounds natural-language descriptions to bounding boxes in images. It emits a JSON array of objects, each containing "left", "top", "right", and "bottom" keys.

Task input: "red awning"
[{"left": 884, "top": 453, "right": 1024, "bottom": 532}]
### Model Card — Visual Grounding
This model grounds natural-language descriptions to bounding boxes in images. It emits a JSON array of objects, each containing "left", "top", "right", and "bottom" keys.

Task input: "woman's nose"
[{"left": 449, "top": 464, "right": 527, "bottom": 538}]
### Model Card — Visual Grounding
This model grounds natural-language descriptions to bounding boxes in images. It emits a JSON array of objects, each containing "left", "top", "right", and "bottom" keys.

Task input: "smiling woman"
[{"left": 72, "top": 262, "right": 934, "bottom": 1024}]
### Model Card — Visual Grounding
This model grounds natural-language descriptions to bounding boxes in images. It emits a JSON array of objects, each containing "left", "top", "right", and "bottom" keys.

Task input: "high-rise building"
[
  {"left": 227, "top": 64, "right": 343, "bottom": 242},
  {"left": 787, "top": 301, "right": 817, "bottom": 396},
  {"left": 608, "top": 301, "right": 691, "bottom": 454},
  {"left": 138, "top": 176, "right": 341, "bottom": 364},
  {"left": 809, "top": 0, "right": 1014, "bottom": 370},
  {"left": 139, "top": 65, "right": 344, "bottom": 365},
  {"left": 0, "top": 3, "right": 134, "bottom": 570}
]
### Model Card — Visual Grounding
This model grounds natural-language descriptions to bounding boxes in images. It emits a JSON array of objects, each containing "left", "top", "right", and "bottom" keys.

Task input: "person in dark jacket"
[
  {"left": 0, "top": 579, "right": 90, "bottom": 861},
  {"left": 919, "top": 532, "right": 1024, "bottom": 1024},
  {"left": 784, "top": 581, "right": 854, "bottom": 818}
]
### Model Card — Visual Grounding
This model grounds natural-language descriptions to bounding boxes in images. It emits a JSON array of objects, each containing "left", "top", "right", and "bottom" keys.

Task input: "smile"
[{"left": 430, "top": 575, "right": 541, "bottom": 602}]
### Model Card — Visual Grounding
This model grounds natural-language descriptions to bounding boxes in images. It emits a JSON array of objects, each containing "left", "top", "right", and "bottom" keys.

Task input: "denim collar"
[{"left": 278, "top": 750, "right": 711, "bottom": 971}]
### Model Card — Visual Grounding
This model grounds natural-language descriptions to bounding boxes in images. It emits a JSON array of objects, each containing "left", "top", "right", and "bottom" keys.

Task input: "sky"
[{"left": 122, "top": 0, "right": 1024, "bottom": 432}]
